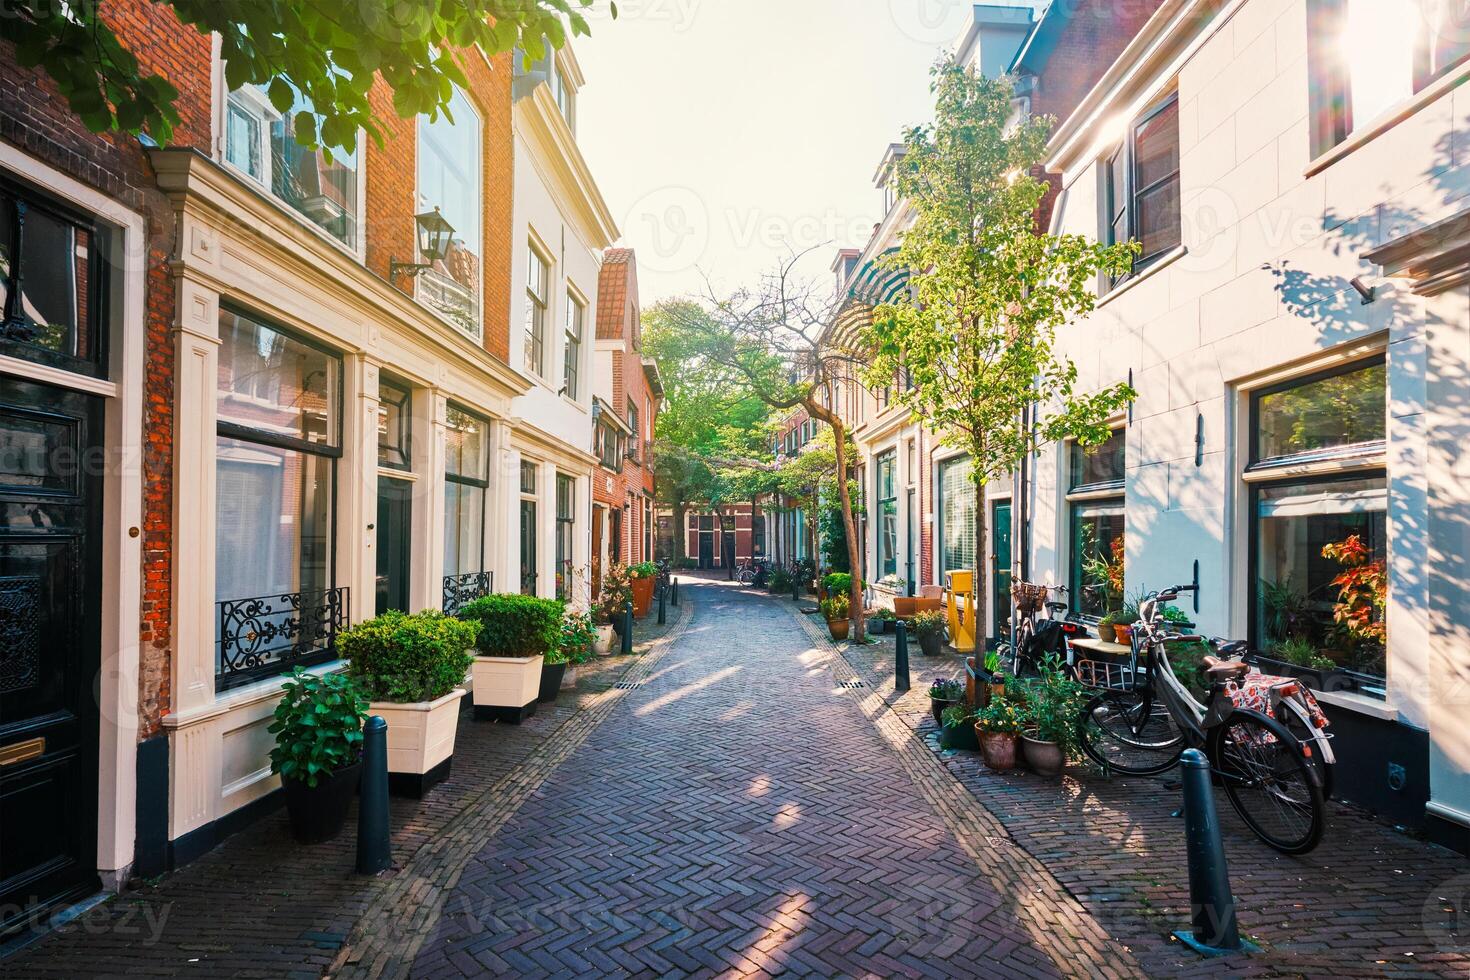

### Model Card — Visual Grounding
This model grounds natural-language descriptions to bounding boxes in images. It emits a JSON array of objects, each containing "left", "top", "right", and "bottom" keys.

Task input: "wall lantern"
[{"left": 390, "top": 207, "right": 457, "bottom": 280}]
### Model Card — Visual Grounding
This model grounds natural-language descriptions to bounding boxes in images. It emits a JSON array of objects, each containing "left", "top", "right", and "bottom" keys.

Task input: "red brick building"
[{"left": 591, "top": 249, "right": 661, "bottom": 594}]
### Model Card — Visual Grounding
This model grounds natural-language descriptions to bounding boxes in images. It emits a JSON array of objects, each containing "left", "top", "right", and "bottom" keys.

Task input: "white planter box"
[
  {"left": 369, "top": 687, "right": 466, "bottom": 797},
  {"left": 594, "top": 625, "right": 616, "bottom": 656},
  {"left": 471, "top": 654, "right": 543, "bottom": 722},
  {"left": 560, "top": 665, "right": 579, "bottom": 690}
]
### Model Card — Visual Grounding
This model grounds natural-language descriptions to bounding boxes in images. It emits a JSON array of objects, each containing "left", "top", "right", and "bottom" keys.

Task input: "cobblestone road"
[{"left": 407, "top": 579, "right": 1104, "bottom": 978}]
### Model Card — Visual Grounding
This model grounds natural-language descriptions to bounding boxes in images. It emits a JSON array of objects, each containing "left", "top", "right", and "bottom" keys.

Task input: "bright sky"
[{"left": 574, "top": 1, "right": 1045, "bottom": 306}]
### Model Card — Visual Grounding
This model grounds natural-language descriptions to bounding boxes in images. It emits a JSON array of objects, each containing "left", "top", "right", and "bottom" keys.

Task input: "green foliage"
[
  {"left": 974, "top": 696, "right": 1024, "bottom": 736},
  {"left": 820, "top": 592, "right": 850, "bottom": 621},
  {"left": 268, "top": 669, "right": 367, "bottom": 788},
  {"left": 3, "top": 0, "right": 608, "bottom": 147},
  {"left": 459, "top": 593, "right": 564, "bottom": 659},
  {"left": 822, "top": 572, "right": 861, "bottom": 596},
  {"left": 1168, "top": 638, "right": 1211, "bottom": 700},
  {"left": 1271, "top": 636, "right": 1324, "bottom": 668},
  {"left": 340, "top": 610, "right": 477, "bottom": 704},
  {"left": 628, "top": 561, "right": 659, "bottom": 580},
  {"left": 558, "top": 610, "right": 598, "bottom": 666},
  {"left": 911, "top": 610, "right": 946, "bottom": 638},
  {"left": 820, "top": 508, "right": 850, "bottom": 572},
  {"left": 1260, "top": 578, "right": 1313, "bottom": 643},
  {"left": 768, "top": 567, "right": 793, "bottom": 593},
  {"left": 983, "top": 650, "right": 1001, "bottom": 674},
  {"left": 875, "top": 607, "right": 898, "bottom": 622},
  {"left": 1018, "top": 656, "right": 1086, "bottom": 755},
  {"left": 929, "top": 677, "right": 965, "bottom": 702},
  {"left": 865, "top": 56, "right": 1137, "bottom": 625},
  {"left": 941, "top": 703, "right": 976, "bottom": 729}
]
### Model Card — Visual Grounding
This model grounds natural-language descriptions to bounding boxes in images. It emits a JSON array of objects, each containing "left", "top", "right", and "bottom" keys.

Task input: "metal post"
[
  {"left": 356, "top": 716, "right": 392, "bottom": 875},
  {"left": 1172, "top": 748, "right": 1255, "bottom": 956},
  {"left": 672, "top": 577, "right": 680, "bottom": 606},
  {"left": 894, "top": 620, "right": 911, "bottom": 693},
  {"left": 792, "top": 573, "right": 800, "bottom": 602},
  {"left": 621, "top": 601, "right": 634, "bottom": 655},
  {"left": 658, "top": 580, "right": 666, "bottom": 625}
]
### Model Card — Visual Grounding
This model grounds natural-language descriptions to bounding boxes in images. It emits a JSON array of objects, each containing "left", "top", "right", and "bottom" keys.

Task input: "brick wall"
[{"left": 0, "top": 1, "right": 214, "bottom": 738}]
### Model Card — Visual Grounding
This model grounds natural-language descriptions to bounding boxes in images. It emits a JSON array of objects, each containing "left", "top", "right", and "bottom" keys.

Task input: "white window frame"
[
  {"left": 563, "top": 284, "right": 586, "bottom": 401},
  {"left": 415, "top": 86, "right": 484, "bottom": 341},
  {"left": 524, "top": 236, "right": 552, "bottom": 379}
]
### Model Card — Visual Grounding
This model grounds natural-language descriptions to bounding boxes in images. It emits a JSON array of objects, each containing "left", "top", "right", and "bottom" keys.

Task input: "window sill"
[
  {"left": 1241, "top": 453, "right": 1385, "bottom": 483},
  {"left": 414, "top": 296, "right": 485, "bottom": 347},
  {"left": 1095, "top": 245, "right": 1188, "bottom": 310},
  {"left": 1311, "top": 687, "right": 1398, "bottom": 723},
  {"left": 1065, "top": 484, "right": 1127, "bottom": 503},
  {"left": 1304, "top": 61, "right": 1470, "bottom": 179}
]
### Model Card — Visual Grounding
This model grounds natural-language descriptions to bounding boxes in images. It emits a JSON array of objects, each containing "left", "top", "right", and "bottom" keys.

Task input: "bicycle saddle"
[
  {"left": 1209, "top": 638, "right": 1250, "bottom": 659},
  {"left": 1201, "top": 655, "right": 1250, "bottom": 679}
]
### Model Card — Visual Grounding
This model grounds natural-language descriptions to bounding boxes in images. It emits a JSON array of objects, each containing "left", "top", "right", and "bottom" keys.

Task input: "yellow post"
[{"left": 945, "top": 570, "right": 977, "bottom": 654}]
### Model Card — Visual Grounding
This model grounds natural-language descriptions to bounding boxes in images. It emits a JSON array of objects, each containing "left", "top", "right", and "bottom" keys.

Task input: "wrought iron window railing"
[
  {"left": 217, "top": 587, "right": 348, "bottom": 691},
  {"left": 443, "top": 571, "right": 493, "bottom": 615}
]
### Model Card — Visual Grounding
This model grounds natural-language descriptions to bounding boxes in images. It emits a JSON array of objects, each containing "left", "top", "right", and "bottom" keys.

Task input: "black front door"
[
  {"left": 520, "top": 499, "right": 538, "bottom": 595},
  {"left": 697, "top": 531, "right": 713, "bottom": 569},
  {"left": 375, "top": 477, "right": 412, "bottom": 615},
  {"left": 0, "top": 377, "right": 102, "bottom": 935}
]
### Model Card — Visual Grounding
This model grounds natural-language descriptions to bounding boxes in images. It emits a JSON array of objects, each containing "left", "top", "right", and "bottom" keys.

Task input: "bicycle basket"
[{"left": 1011, "top": 581, "right": 1050, "bottom": 615}]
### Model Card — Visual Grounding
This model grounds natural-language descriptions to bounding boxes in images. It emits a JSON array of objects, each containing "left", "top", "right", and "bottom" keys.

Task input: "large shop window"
[
  {"left": 939, "top": 455, "right": 976, "bottom": 578},
  {"left": 444, "top": 404, "right": 488, "bottom": 580},
  {"left": 1250, "top": 358, "right": 1387, "bottom": 696},
  {"left": 417, "top": 88, "right": 482, "bottom": 336},
  {"left": 377, "top": 379, "right": 412, "bottom": 471},
  {"left": 215, "top": 308, "right": 342, "bottom": 689},
  {"left": 1103, "top": 95, "right": 1180, "bottom": 288},
  {"left": 1068, "top": 428, "right": 1126, "bottom": 619},
  {"left": 1309, "top": 0, "right": 1470, "bottom": 154},
  {"left": 877, "top": 450, "right": 898, "bottom": 577},
  {"left": 555, "top": 474, "right": 575, "bottom": 600},
  {"left": 224, "top": 83, "right": 360, "bottom": 249},
  {"left": 0, "top": 178, "right": 107, "bottom": 377}
]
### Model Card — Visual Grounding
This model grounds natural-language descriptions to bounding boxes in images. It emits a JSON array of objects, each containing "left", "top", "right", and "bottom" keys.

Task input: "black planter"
[
  {"left": 538, "top": 661, "right": 568, "bottom": 703},
  {"left": 867, "top": 617, "right": 886, "bottom": 635},
  {"left": 1250, "top": 654, "right": 1360, "bottom": 694},
  {"left": 940, "top": 721, "right": 979, "bottom": 752},
  {"left": 282, "top": 761, "right": 361, "bottom": 844},
  {"left": 930, "top": 697, "right": 958, "bottom": 728},
  {"left": 918, "top": 633, "right": 942, "bottom": 657}
]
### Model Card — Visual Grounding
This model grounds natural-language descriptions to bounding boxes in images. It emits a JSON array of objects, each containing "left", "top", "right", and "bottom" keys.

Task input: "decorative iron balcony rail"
[
  {"left": 443, "top": 571, "right": 493, "bottom": 615},
  {"left": 217, "top": 587, "right": 348, "bottom": 691}
]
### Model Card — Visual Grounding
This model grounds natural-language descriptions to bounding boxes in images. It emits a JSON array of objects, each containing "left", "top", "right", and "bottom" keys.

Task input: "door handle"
[{"left": 0, "top": 737, "right": 44, "bottom": 767}]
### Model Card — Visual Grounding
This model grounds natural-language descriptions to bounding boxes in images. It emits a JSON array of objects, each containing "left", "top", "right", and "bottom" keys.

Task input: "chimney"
[{"left": 954, "top": 4, "right": 1036, "bottom": 80}]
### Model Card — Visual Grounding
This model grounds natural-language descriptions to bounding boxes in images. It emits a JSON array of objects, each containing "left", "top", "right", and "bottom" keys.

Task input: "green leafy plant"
[
  {"left": 557, "top": 610, "right": 599, "bottom": 666},
  {"left": 3, "top": 0, "right": 609, "bottom": 148},
  {"left": 928, "top": 677, "right": 965, "bottom": 702},
  {"left": 268, "top": 669, "right": 367, "bottom": 788},
  {"left": 628, "top": 561, "right": 659, "bottom": 580},
  {"left": 1167, "top": 639, "right": 1211, "bottom": 698},
  {"left": 459, "top": 594, "right": 564, "bottom": 659},
  {"left": 876, "top": 607, "right": 898, "bottom": 621},
  {"left": 1021, "top": 656, "right": 1087, "bottom": 754},
  {"left": 1260, "top": 577, "right": 1313, "bottom": 643},
  {"left": 820, "top": 592, "right": 850, "bottom": 621},
  {"left": 340, "top": 611, "right": 477, "bottom": 704},
  {"left": 911, "top": 610, "right": 946, "bottom": 638},
  {"left": 1271, "top": 636, "right": 1323, "bottom": 668},
  {"left": 1161, "top": 605, "right": 1194, "bottom": 629},
  {"left": 768, "top": 567, "right": 793, "bottom": 593},
  {"left": 595, "top": 564, "right": 634, "bottom": 625},
  {"left": 941, "top": 704, "right": 976, "bottom": 729},
  {"left": 983, "top": 650, "right": 1001, "bottom": 675},
  {"left": 822, "top": 572, "right": 863, "bottom": 596},
  {"left": 974, "top": 697, "right": 1025, "bottom": 736}
]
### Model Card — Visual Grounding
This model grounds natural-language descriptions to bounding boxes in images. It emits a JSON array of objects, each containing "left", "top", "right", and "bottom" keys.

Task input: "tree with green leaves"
[
  {"left": 865, "top": 56, "right": 1137, "bottom": 634},
  {"left": 663, "top": 252, "right": 871, "bottom": 639},
  {"left": 3, "top": 0, "right": 609, "bottom": 148},
  {"left": 776, "top": 428, "right": 861, "bottom": 569}
]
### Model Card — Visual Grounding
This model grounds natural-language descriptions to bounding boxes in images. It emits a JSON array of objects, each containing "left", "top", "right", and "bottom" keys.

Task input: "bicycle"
[
  {"left": 999, "top": 582, "right": 1083, "bottom": 680},
  {"left": 736, "top": 557, "right": 767, "bottom": 586},
  {"left": 1076, "top": 584, "right": 1334, "bottom": 854}
]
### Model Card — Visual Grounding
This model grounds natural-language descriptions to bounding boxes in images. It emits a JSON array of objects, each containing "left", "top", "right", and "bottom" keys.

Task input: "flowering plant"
[
  {"left": 928, "top": 677, "right": 964, "bottom": 702},
  {"left": 974, "top": 697, "right": 1024, "bottom": 736}
]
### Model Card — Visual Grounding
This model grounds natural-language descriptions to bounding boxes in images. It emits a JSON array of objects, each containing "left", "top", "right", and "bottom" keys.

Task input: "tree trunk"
[
  {"left": 973, "top": 475, "right": 988, "bottom": 657},
  {"left": 828, "top": 414, "right": 866, "bottom": 642},
  {"left": 674, "top": 502, "right": 688, "bottom": 562}
]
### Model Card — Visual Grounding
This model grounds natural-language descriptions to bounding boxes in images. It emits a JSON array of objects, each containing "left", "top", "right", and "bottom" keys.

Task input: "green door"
[{"left": 991, "top": 501, "right": 1012, "bottom": 644}]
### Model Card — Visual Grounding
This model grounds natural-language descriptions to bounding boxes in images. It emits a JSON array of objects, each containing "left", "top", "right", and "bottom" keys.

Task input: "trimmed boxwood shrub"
[
  {"left": 822, "top": 572, "right": 865, "bottom": 596},
  {"left": 459, "top": 593, "right": 564, "bottom": 658},
  {"left": 340, "top": 610, "right": 478, "bottom": 704}
]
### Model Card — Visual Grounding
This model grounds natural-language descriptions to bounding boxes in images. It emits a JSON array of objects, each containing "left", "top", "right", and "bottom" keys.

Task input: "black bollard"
[
  {"left": 894, "top": 620, "right": 911, "bottom": 693},
  {"left": 792, "top": 574, "right": 799, "bottom": 602},
  {"left": 1172, "top": 748, "right": 1255, "bottom": 956},
  {"left": 356, "top": 716, "right": 392, "bottom": 874},
  {"left": 658, "top": 580, "right": 667, "bottom": 625},
  {"left": 621, "top": 600, "right": 634, "bottom": 655},
  {"left": 672, "top": 576, "right": 680, "bottom": 606}
]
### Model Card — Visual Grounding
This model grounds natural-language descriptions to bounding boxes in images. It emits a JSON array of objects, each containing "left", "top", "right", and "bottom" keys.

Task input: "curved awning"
[{"left": 827, "top": 249, "right": 909, "bottom": 351}]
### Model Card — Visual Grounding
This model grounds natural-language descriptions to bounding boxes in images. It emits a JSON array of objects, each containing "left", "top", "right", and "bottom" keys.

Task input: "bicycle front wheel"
[
  {"left": 1078, "top": 691, "right": 1186, "bottom": 776},
  {"left": 1209, "top": 710, "right": 1325, "bottom": 855}
]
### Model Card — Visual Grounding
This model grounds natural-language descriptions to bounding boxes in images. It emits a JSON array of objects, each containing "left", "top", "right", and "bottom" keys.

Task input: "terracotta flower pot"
[
  {"left": 1022, "top": 735, "right": 1064, "bottom": 777},
  {"left": 828, "top": 618, "right": 850, "bottom": 641},
  {"left": 1115, "top": 624, "right": 1134, "bottom": 643},
  {"left": 976, "top": 729, "right": 1018, "bottom": 771},
  {"left": 631, "top": 576, "right": 655, "bottom": 618}
]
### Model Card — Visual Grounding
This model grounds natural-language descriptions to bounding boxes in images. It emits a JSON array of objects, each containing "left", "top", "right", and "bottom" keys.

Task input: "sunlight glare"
[{"left": 1342, "top": 0, "right": 1419, "bottom": 128}]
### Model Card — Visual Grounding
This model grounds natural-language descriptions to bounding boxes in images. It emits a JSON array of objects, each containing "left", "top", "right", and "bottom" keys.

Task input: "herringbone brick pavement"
[{"left": 407, "top": 578, "right": 1105, "bottom": 978}]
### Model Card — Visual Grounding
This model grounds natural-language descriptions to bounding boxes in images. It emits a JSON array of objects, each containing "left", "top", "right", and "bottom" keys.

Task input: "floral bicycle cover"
[{"left": 1222, "top": 669, "right": 1330, "bottom": 730}]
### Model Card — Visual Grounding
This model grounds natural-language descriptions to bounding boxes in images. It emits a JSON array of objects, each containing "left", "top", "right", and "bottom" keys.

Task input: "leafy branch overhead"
[{"left": 1, "top": 0, "right": 613, "bottom": 147}]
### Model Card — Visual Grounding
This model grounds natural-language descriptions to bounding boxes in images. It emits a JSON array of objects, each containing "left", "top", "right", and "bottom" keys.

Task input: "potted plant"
[
  {"left": 911, "top": 610, "right": 946, "bottom": 656},
  {"left": 927, "top": 677, "right": 965, "bottom": 727},
  {"left": 628, "top": 561, "right": 659, "bottom": 618},
  {"left": 268, "top": 669, "right": 367, "bottom": 843},
  {"left": 940, "top": 703, "right": 979, "bottom": 751},
  {"left": 594, "top": 564, "right": 633, "bottom": 653},
  {"left": 459, "top": 594, "right": 563, "bottom": 721},
  {"left": 341, "top": 610, "right": 478, "bottom": 797},
  {"left": 557, "top": 610, "right": 598, "bottom": 692},
  {"left": 865, "top": 609, "right": 886, "bottom": 635},
  {"left": 1020, "top": 656, "right": 1085, "bottom": 777},
  {"left": 974, "top": 696, "right": 1024, "bottom": 771},
  {"left": 1096, "top": 613, "right": 1118, "bottom": 644},
  {"left": 820, "top": 592, "right": 851, "bottom": 641}
]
